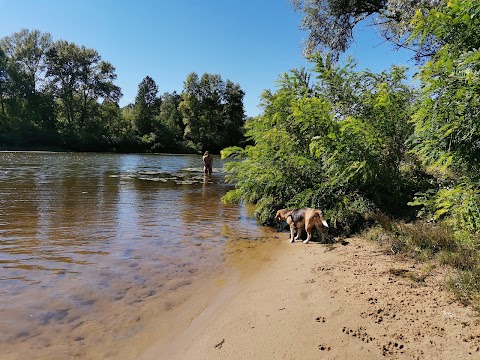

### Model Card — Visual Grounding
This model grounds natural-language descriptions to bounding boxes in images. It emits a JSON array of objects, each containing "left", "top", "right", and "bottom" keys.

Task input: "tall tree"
[
  {"left": 157, "top": 91, "right": 183, "bottom": 147},
  {"left": 220, "top": 80, "right": 245, "bottom": 148},
  {"left": 0, "top": 29, "right": 52, "bottom": 94},
  {"left": 408, "top": 0, "right": 480, "bottom": 239},
  {"left": 0, "top": 48, "right": 8, "bottom": 120},
  {"left": 133, "top": 76, "right": 161, "bottom": 136},
  {"left": 180, "top": 72, "right": 245, "bottom": 152},
  {"left": 46, "top": 40, "right": 121, "bottom": 143},
  {"left": 0, "top": 29, "right": 55, "bottom": 143},
  {"left": 290, "top": 0, "right": 442, "bottom": 60},
  {"left": 179, "top": 72, "right": 203, "bottom": 148}
]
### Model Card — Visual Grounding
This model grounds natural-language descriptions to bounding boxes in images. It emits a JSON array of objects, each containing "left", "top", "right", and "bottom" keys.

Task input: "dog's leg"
[
  {"left": 303, "top": 230, "right": 312, "bottom": 244},
  {"left": 316, "top": 224, "right": 326, "bottom": 243},
  {"left": 289, "top": 225, "right": 296, "bottom": 243},
  {"left": 303, "top": 219, "right": 315, "bottom": 243},
  {"left": 294, "top": 227, "right": 303, "bottom": 241}
]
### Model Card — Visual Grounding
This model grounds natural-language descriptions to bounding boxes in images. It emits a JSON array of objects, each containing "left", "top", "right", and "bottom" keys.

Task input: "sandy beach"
[{"left": 141, "top": 234, "right": 480, "bottom": 360}]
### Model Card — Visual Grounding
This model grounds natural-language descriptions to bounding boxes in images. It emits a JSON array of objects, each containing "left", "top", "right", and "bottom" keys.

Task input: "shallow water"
[{"left": 0, "top": 152, "right": 278, "bottom": 359}]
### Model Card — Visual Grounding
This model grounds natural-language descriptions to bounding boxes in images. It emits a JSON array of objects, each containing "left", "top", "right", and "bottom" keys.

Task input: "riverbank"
[{"left": 144, "top": 235, "right": 480, "bottom": 359}]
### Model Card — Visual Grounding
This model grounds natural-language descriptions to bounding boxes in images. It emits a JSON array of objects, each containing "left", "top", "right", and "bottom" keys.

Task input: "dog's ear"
[{"left": 275, "top": 210, "right": 282, "bottom": 221}]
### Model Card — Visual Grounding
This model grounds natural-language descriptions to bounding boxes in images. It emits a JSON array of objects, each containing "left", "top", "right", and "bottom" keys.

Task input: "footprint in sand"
[
  {"left": 318, "top": 344, "right": 331, "bottom": 351},
  {"left": 342, "top": 326, "right": 375, "bottom": 343},
  {"left": 382, "top": 340, "right": 404, "bottom": 356}
]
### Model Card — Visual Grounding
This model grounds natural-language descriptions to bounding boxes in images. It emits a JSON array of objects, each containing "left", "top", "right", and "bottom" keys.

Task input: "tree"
[
  {"left": 220, "top": 80, "right": 245, "bottom": 149},
  {"left": 0, "top": 29, "right": 52, "bottom": 93},
  {"left": 0, "top": 48, "right": 8, "bottom": 120},
  {"left": 133, "top": 76, "right": 161, "bottom": 136},
  {"left": 97, "top": 100, "right": 124, "bottom": 150},
  {"left": 290, "top": 0, "right": 442, "bottom": 60},
  {"left": 408, "top": 0, "right": 480, "bottom": 240},
  {"left": 180, "top": 72, "right": 221, "bottom": 151},
  {"left": 157, "top": 91, "right": 183, "bottom": 148},
  {"left": 46, "top": 40, "right": 122, "bottom": 145},
  {"left": 272, "top": 0, "right": 480, "bottom": 243},
  {"left": 222, "top": 55, "right": 415, "bottom": 232},
  {"left": 0, "top": 29, "right": 55, "bottom": 144},
  {"left": 180, "top": 72, "right": 245, "bottom": 152}
]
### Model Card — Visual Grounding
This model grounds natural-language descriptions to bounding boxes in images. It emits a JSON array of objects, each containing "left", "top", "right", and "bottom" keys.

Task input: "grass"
[{"left": 364, "top": 212, "right": 480, "bottom": 309}]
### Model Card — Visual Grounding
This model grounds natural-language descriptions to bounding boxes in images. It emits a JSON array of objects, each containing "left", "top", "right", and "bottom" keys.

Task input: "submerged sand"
[{"left": 141, "top": 235, "right": 480, "bottom": 359}]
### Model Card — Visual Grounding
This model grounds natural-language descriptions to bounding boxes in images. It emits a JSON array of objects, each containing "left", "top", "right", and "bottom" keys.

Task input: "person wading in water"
[{"left": 203, "top": 151, "right": 213, "bottom": 175}]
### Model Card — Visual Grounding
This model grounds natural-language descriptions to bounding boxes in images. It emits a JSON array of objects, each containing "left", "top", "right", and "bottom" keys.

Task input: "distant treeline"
[{"left": 0, "top": 29, "right": 247, "bottom": 153}]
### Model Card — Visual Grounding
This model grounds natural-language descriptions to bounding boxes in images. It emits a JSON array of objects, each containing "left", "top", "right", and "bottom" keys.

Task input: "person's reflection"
[
  {"left": 202, "top": 173, "right": 215, "bottom": 195},
  {"left": 202, "top": 174, "right": 207, "bottom": 195}
]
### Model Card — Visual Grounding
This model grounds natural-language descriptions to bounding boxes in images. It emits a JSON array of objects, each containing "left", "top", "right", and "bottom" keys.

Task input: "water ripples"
[{"left": 0, "top": 152, "right": 272, "bottom": 359}]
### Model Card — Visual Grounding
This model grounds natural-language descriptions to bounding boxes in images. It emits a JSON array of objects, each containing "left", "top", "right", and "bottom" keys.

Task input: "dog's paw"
[
  {"left": 303, "top": 240, "right": 310, "bottom": 244},
  {"left": 290, "top": 238, "right": 295, "bottom": 243}
]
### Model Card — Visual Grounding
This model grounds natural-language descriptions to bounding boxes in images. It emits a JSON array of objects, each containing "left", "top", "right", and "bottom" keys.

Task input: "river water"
[{"left": 0, "top": 152, "right": 280, "bottom": 359}]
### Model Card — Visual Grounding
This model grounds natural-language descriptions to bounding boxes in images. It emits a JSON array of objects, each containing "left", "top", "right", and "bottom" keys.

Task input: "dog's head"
[{"left": 275, "top": 209, "right": 289, "bottom": 222}]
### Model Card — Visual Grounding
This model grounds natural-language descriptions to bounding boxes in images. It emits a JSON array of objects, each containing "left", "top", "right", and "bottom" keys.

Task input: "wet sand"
[
  {"left": 141, "top": 236, "right": 480, "bottom": 359},
  {"left": 0, "top": 233, "right": 283, "bottom": 360}
]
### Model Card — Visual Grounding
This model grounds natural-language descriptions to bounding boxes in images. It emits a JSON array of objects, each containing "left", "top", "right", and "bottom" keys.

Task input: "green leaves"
[
  {"left": 222, "top": 54, "right": 416, "bottom": 232},
  {"left": 221, "top": 146, "right": 246, "bottom": 160},
  {"left": 179, "top": 72, "right": 245, "bottom": 153},
  {"left": 46, "top": 39, "right": 122, "bottom": 138},
  {"left": 0, "top": 29, "right": 247, "bottom": 153},
  {"left": 223, "top": 0, "right": 480, "bottom": 243},
  {"left": 406, "top": 0, "right": 480, "bottom": 243},
  {"left": 133, "top": 76, "right": 160, "bottom": 137}
]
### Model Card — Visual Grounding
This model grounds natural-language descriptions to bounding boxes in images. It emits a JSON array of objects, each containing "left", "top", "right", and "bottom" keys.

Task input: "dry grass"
[{"left": 364, "top": 213, "right": 480, "bottom": 309}]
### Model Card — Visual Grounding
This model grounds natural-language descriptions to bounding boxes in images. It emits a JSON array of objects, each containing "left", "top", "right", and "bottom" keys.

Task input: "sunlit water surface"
[{"left": 0, "top": 152, "right": 278, "bottom": 359}]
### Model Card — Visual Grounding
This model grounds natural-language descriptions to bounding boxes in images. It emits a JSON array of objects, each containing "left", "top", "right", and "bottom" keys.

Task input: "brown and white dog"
[{"left": 275, "top": 207, "right": 329, "bottom": 244}]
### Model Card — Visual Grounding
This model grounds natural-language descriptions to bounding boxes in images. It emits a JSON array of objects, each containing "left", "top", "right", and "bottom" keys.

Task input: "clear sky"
[{"left": 0, "top": 0, "right": 415, "bottom": 117}]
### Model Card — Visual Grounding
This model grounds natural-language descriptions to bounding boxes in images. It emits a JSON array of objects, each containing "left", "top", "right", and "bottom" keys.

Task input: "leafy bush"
[
  {"left": 222, "top": 57, "right": 417, "bottom": 234},
  {"left": 408, "top": 0, "right": 480, "bottom": 244}
]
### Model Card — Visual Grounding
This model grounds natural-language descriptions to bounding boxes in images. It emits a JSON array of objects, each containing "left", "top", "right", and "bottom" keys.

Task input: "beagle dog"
[{"left": 275, "top": 207, "right": 329, "bottom": 244}]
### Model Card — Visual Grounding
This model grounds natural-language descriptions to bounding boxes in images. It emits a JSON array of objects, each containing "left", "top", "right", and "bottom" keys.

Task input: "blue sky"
[{"left": 0, "top": 0, "right": 415, "bottom": 117}]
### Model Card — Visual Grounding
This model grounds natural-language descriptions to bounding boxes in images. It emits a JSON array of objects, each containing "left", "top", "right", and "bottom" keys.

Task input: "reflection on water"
[{"left": 0, "top": 152, "right": 277, "bottom": 360}]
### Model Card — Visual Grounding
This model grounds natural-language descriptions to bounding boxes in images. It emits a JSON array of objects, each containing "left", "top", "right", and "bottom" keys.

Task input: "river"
[{"left": 0, "top": 152, "right": 280, "bottom": 359}]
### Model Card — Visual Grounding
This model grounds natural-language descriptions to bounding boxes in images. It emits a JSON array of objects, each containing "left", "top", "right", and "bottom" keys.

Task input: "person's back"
[{"left": 203, "top": 151, "right": 213, "bottom": 174}]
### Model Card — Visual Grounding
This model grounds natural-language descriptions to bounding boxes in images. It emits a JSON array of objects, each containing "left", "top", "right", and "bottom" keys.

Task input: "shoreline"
[
  {"left": 138, "top": 233, "right": 287, "bottom": 360},
  {"left": 143, "top": 236, "right": 480, "bottom": 359}
]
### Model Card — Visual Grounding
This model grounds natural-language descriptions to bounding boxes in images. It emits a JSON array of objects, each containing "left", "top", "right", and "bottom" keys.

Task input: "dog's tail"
[{"left": 315, "top": 210, "right": 329, "bottom": 228}]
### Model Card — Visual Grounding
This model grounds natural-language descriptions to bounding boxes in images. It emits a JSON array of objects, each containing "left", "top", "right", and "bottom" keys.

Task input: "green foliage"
[
  {"left": 222, "top": 55, "right": 416, "bottom": 232},
  {"left": 290, "top": 0, "right": 441, "bottom": 59},
  {"left": 44, "top": 39, "right": 122, "bottom": 149},
  {"left": 288, "top": 0, "right": 480, "bottom": 306},
  {"left": 408, "top": 0, "right": 480, "bottom": 243},
  {"left": 180, "top": 72, "right": 245, "bottom": 153},
  {"left": 0, "top": 29, "right": 57, "bottom": 146},
  {"left": 133, "top": 76, "right": 161, "bottom": 136},
  {"left": 0, "top": 29, "right": 246, "bottom": 153},
  {"left": 409, "top": 184, "right": 480, "bottom": 242},
  {"left": 157, "top": 91, "right": 183, "bottom": 148},
  {"left": 285, "top": 0, "right": 480, "bottom": 304}
]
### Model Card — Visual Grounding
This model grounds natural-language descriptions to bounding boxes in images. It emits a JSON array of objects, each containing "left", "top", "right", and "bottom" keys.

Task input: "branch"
[{"left": 380, "top": 33, "right": 437, "bottom": 61}]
